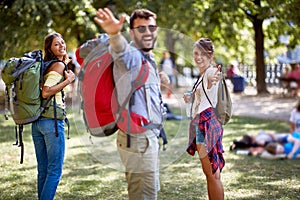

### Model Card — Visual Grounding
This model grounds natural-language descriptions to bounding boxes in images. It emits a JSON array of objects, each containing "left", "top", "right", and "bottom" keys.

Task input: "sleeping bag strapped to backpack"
[
  {"left": 75, "top": 33, "right": 151, "bottom": 137},
  {"left": 2, "top": 50, "right": 68, "bottom": 163}
]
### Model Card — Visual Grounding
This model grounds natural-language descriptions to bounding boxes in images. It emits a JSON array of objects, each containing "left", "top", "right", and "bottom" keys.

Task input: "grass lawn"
[{"left": 0, "top": 106, "right": 299, "bottom": 200}]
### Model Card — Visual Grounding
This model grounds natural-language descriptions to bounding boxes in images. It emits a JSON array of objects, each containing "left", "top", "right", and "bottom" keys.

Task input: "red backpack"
[{"left": 76, "top": 34, "right": 150, "bottom": 137}]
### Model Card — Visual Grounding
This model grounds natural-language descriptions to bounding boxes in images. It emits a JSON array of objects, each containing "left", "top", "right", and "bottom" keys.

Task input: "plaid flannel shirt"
[{"left": 187, "top": 107, "right": 225, "bottom": 174}]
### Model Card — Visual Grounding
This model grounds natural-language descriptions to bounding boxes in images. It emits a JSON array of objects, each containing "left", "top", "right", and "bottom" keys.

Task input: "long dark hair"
[{"left": 44, "top": 32, "right": 68, "bottom": 62}]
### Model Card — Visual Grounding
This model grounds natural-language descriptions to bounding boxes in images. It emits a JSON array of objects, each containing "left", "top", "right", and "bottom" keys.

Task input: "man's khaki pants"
[{"left": 117, "top": 130, "right": 160, "bottom": 200}]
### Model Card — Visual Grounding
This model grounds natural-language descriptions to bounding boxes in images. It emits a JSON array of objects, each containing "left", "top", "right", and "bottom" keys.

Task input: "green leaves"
[{"left": 0, "top": 0, "right": 96, "bottom": 59}]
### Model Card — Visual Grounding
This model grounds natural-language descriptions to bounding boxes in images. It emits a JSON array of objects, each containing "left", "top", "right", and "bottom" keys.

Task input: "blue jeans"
[{"left": 32, "top": 117, "right": 65, "bottom": 200}]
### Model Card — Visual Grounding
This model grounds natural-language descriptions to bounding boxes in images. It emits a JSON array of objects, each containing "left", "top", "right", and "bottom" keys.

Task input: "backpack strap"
[
  {"left": 202, "top": 80, "right": 213, "bottom": 107},
  {"left": 18, "top": 125, "right": 24, "bottom": 164},
  {"left": 192, "top": 75, "right": 204, "bottom": 93},
  {"left": 201, "top": 68, "right": 223, "bottom": 108},
  {"left": 4, "top": 87, "right": 9, "bottom": 120},
  {"left": 53, "top": 95, "right": 59, "bottom": 137},
  {"left": 194, "top": 67, "right": 219, "bottom": 107},
  {"left": 43, "top": 60, "right": 69, "bottom": 138},
  {"left": 131, "top": 60, "right": 150, "bottom": 89},
  {"left": 12, "top": 125, "right": 24, "bottom": 164},
  {"left": 125, "top": 60, "right": 150, "bottom": 147},
  {"left": 144, "top": 84, "right": 152, "bottom": 122},
  {"left": 50, "top": 92, "right": 70, "bottom": 139},
  {"left": 65, "top": 118, "right": 70, "bottom": 139},
  {"left": 142, "top": 55, "right": 163, "bottom": 127},
  {"left": 59, "top": 86, "right": 70, "bottom": 139},
  {"left": 9, "top": 85, "right": 15, "bottom": 115},
  {"left": 188, "top": 76, "right": 203, "bottom": 118},
  {"left": 40, "top": 95, "right": 54, "bottom": 113},
  {"left": 131, "top": 59, "right": 151, "bottom": 117}
]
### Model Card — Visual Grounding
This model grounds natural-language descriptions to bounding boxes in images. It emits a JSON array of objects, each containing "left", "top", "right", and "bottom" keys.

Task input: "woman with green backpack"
[{"left": 31, "top": 32, "right": 75, "bottom": 200}]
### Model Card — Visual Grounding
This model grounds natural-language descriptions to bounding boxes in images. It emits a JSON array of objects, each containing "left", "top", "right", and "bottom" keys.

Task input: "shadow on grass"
[
  {"left": 225, "top": 154, "right": 300, "bottom": 199},
  {"left": 1, "top": 112, "right": 300, "bottom": 199}
]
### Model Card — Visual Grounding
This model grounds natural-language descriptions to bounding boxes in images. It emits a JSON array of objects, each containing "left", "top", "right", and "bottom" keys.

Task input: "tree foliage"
[
  {"left": 1, "top": 0, "right": 299, "bottom": 94},
  {"left": 0, "top": 0, "right": 97, "bottom": 59},
  {"left": 142, "top": 0, "right": 300, "bottom": 94}
]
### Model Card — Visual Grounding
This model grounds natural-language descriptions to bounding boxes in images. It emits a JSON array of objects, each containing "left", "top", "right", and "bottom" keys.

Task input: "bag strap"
[
  {"left": 125, "top": 60, "right": 150, "bottom": 147},
  {"left": 43, "top": 60, "right": 68, "bottom": 138},
  {"left": 53, "top": 95, "right": 58, "bottom": 137},
  {"left": 202, "top": 80, "right": 213, "bottom": 107},
  {"left": 199, "top": 66, "right": 222, "bottom": 107},
  {"left": 192, "top": 75, "right": 203, "bottom": 94},
  {"left": 189, "top": 76, "right": 203, "bottom": 117},
  {"left": 144, "top": 84, "right": 152, "bottom": 121},
  {"left": 12, "top": 125, "right": 24, "bottom": 164},
  {"left": 202, "top": 68, "right": 224, "bottom": 108},
  {"left": 143, "top": 55, "right": 164, "bottom": 129},
  {"left": 65, "top": 118, "right": 70, "bottom": 139},
  {"left": 40, "top": 95, "right": 54, "bottom": 113},
  {"left": 118, "top": 60, "right": 150, "bottom": 114},
  {"left": 4, "top": 87, "right": 9, "bottom": 120}
]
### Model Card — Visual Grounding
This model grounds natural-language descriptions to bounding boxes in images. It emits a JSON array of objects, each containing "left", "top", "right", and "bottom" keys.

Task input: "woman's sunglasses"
[{"left": 132, "top": 25, "right": 158, "bottom": 33}]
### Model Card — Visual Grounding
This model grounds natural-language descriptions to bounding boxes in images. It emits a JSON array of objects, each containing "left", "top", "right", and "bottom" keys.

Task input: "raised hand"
[
  {"left": 210, "top": 65, "right": 221, "bottom": 85},
  {"left": 94, "top": 8, "right": 126, "bottom": 36}
]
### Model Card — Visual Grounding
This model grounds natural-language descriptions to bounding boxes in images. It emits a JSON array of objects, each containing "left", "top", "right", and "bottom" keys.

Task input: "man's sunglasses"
[{"left": 132, "top": 25, "right": 158, "bottom": 33}]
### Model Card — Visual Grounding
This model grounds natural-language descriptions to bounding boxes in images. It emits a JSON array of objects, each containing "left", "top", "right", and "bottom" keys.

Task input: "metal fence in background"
[
  {"left": 178, "top": 63, "right": 289, "bottom": 88},
  {"left": 237, "top": 63, "right": 289, "bottom": 87}
]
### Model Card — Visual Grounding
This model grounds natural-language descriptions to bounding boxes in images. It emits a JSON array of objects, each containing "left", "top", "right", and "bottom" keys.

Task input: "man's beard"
[
  {"left": 142, "top": 47, "right": 153, "bottom": 52},
  {"left": 134, "top": 35, "right": 156, "bottom": 52}
]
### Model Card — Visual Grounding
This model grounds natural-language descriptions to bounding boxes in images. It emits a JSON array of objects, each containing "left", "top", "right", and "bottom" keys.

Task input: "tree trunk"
[
  {"left": 253, "top": 3, "right": 269, "bottom": 94},
  {"left": 165, "top": 30, "right": 176, "bottom": 62}
]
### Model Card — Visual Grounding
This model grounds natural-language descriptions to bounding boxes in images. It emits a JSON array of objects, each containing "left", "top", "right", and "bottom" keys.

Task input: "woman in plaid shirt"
[{"left": 184, "top": 38, "right": 224, "bottom": 200}]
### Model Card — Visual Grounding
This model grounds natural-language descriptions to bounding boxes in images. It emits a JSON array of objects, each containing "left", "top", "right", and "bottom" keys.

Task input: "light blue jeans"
[{"left": 32, "top": 117, "right": 65, "bottom": 200}]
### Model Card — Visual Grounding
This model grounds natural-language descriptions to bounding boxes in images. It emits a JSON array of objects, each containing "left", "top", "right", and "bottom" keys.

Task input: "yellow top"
[{"left": 43, "top": 71, "right": 66, "bottom": 108}]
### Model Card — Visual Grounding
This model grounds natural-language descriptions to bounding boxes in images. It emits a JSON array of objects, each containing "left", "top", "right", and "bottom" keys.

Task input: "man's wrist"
[
  {"left": 109, "top": 32, "right": 121, "bottom": 38},
  {"left": 109, "top": 32, "right": 126, "bottom": 53}
]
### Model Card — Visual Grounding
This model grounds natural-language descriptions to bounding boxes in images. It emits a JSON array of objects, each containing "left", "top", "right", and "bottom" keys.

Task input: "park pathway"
[{"left": 163, "top": 85, "right": 298, "bottom": 122}]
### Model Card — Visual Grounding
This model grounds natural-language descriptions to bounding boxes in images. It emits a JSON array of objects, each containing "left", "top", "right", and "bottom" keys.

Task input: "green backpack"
[{"left": 2, "top": 50, "right": 68, "bottom": 163}]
